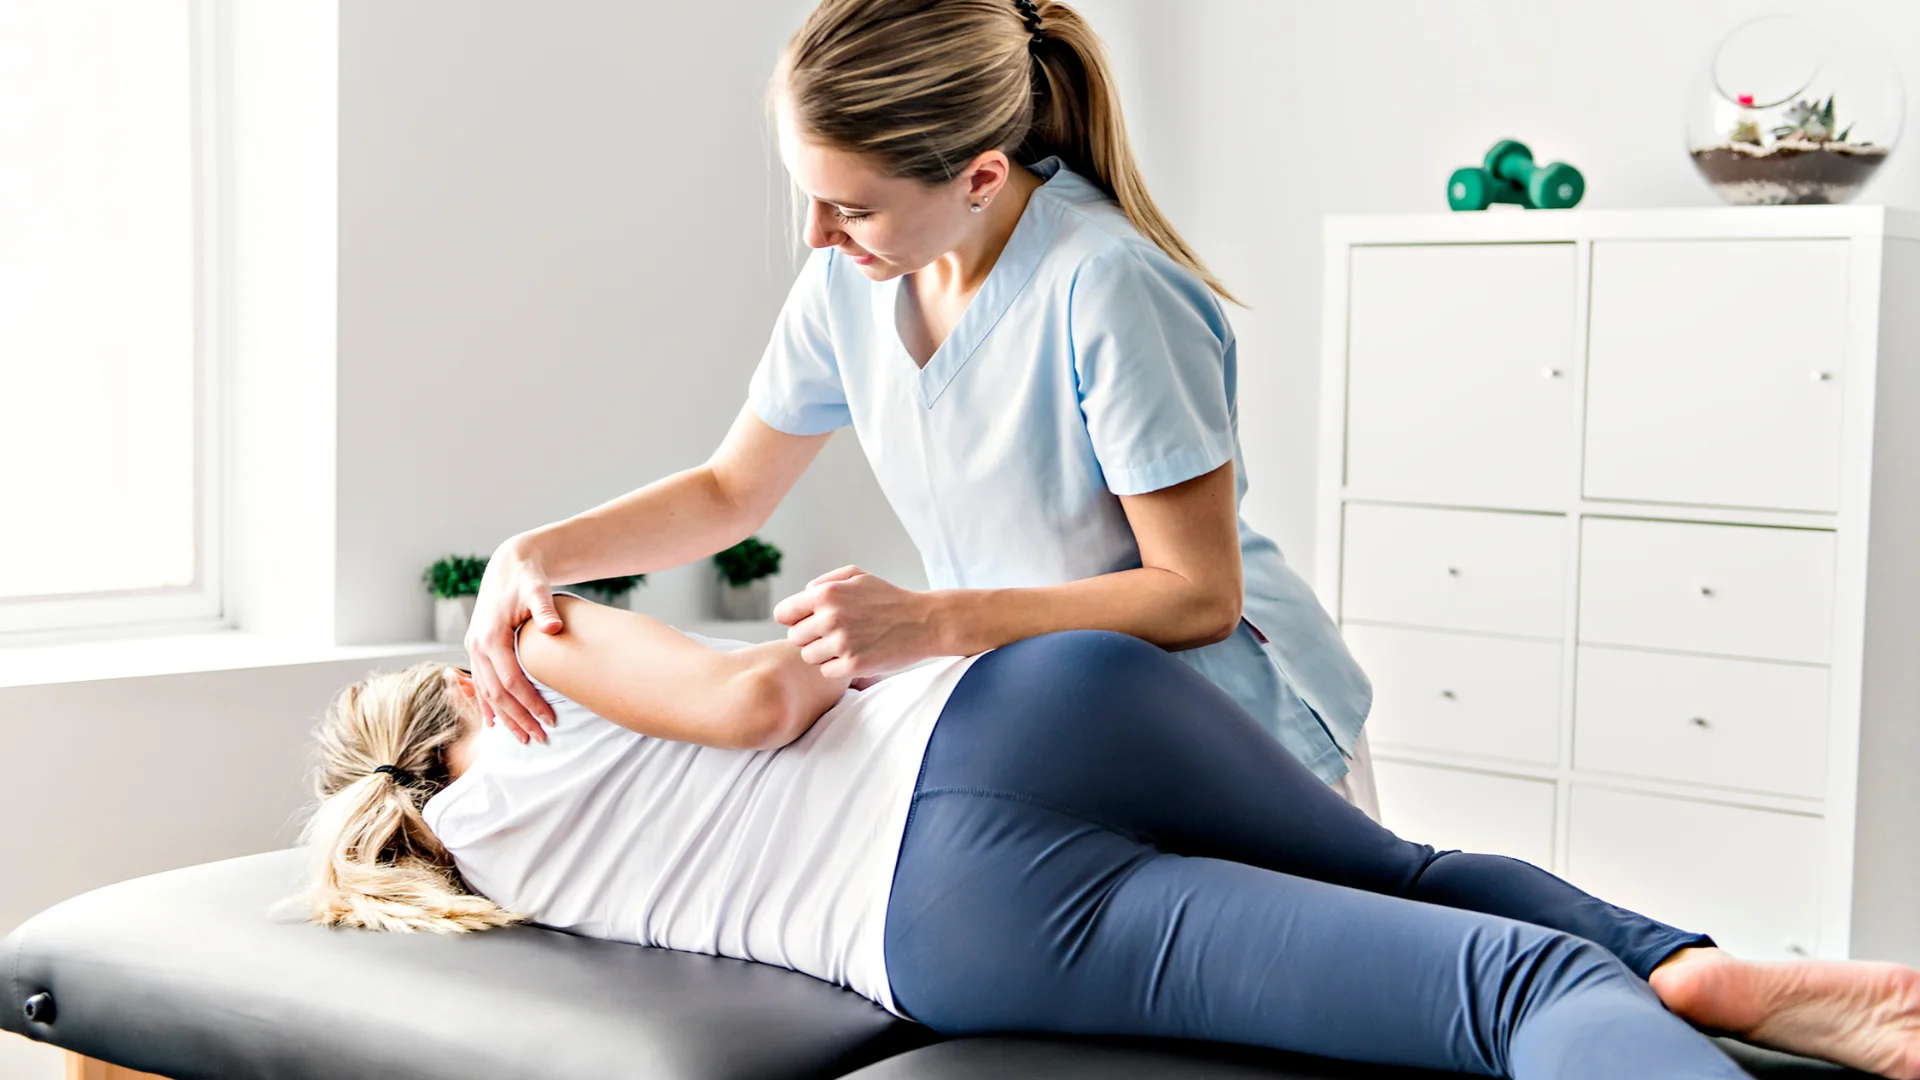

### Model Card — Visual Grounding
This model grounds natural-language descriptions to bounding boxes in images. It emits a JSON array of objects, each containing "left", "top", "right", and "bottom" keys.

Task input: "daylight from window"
[{"left": 0, "top": 2, "right": 198, "bottom": 600}]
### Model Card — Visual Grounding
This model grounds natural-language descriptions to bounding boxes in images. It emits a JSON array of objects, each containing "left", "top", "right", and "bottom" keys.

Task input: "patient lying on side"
[{"left": 288, "top": 593, "right": 1920, "bottom": 1080}]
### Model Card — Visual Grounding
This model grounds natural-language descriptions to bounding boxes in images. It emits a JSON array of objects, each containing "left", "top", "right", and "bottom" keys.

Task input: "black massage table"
[{"left": 2, "top": 851, "right": 1864, "bottom": 1078}]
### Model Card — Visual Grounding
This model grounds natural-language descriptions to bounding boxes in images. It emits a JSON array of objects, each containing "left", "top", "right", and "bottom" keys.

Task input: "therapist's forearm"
[
  {"left": 929, "top": 570, "right": 1241, "bottom": 656},
  {"left": 512, "top": 466, "right": 757, "bottom": 586}
]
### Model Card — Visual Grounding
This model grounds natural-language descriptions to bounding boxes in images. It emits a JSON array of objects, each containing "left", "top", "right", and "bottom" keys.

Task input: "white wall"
[
  {"left": 1115, "top": 0, "right": 1920, "bottom": 579},
  {"left": 322, "top": 0, "right": 1920, "bottom": 634},
  {"left": 331, "top": 0, "right": 924, "bottom": 644},
  {"left": 224, "top": 0, "right": 340, "bottom": 643}
]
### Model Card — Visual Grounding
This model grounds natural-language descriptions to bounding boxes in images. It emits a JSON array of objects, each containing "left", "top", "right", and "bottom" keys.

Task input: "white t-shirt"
[{"left": 421, "top": 628, "right": 983, "bottom": 1016}]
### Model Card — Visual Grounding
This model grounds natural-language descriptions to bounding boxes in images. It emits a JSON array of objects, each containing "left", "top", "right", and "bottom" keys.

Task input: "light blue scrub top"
[{"left": 747, "top": 156, "right": 1371, "bottom": 781}]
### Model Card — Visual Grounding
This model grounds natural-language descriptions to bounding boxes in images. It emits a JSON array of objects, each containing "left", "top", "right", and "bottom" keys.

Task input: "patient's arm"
[{"left": 515, "top": 594, "right": 851, "bottom": 751}]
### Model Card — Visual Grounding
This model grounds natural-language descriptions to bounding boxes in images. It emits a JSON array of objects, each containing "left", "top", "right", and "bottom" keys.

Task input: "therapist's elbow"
[
  {"left": 1158, "top": 587, "right": 1242, "bottom": 651},
  {"left": 1194, "top": 588, "right": 1244, "bottom": 649}
]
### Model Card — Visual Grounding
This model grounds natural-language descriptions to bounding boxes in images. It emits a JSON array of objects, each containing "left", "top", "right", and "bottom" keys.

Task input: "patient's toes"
[
  {"left": 1743, "top": 961, "right": 1920, "bottom": 1080},
  {"left": 1879, "top": 966, "right": 1920, "bottom": 1080},
  {"left": 1852, "top": 963, "right": 1920, "bottom": 1080}
]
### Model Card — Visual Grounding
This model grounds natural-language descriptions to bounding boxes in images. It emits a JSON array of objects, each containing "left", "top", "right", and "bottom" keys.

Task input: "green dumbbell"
[{"left": 1447, "top": 140, "right": 1585, "bottom": 211}]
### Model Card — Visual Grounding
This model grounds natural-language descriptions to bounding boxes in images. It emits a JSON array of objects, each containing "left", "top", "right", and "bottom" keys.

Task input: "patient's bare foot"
[{"left": 1649, "top": 946, "right": 1920, "bottom": 1078}]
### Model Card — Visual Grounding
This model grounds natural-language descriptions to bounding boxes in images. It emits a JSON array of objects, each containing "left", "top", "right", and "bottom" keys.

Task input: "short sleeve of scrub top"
[
  {"left": 749, "top": 247, "right": 851, "bottom": 437},
  {"left": 1071, "top": 247, "right": 1236, "bottom": 497}
]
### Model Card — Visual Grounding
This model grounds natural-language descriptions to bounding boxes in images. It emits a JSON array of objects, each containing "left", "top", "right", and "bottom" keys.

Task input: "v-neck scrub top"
[{"left": 747, "top": 156, "right": 1370, "bottom": 781}]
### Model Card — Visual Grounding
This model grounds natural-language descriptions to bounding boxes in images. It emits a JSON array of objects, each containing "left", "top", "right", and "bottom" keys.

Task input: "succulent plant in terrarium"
[
  {"left": 1697, "top": 89, "right": 1888, "bottom": 204},
  {"left": 1770, "top": 95, "right": 1852, "bottom": 144},
  {"left": 1687, "top": 14, "right": 1902, "bottom": 205}
]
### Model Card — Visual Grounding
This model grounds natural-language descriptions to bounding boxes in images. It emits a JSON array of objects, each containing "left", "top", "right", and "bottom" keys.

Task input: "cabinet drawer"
[
  {"left": 1346, "top": 624, "right": 1560, "bottom": 765},
  {"left": 1578, "top": 518, "right": 1835, "bottom": 663},
  {"left": 1374, "top": 760, "right": 1555, "bottom": 867},
  {"left": 1567, "top": 786, "right": 1822, "bottom": 960},
  {"left": 1346, "top": 243, "right": 1578, "bottom": 509},
  {"left": 1584, "top": 239, "right": 1849, "bottom": 512},
  {"left": 1573, "top": 647, "right": 1829, "bottom": 798},
  {"left": 1343, "top": 504, "right": 1566, "bottom": 638}
]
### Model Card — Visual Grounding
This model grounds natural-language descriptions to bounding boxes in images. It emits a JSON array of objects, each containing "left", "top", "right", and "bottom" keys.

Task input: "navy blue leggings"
[{"left": 883, "top": 631, "right": 1741, "bottom": 1079}]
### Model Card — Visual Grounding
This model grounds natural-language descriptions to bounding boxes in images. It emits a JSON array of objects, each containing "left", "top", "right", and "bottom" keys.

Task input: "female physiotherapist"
[{"left": 466, "top": 0, "right": 1379, "bottom": 807}]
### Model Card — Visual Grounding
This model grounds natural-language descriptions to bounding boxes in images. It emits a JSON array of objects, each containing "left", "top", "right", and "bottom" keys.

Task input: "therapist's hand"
[
  {"left": 775, "top": 566, "right": 939, "bottom": 680},
  {"left": 464, "top": 536, "right": 562, "bottom": 745}
]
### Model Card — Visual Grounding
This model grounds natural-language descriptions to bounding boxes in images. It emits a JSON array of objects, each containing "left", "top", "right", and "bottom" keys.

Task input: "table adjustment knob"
[{"left": 23, "top": 992, "right": 54, "bottom": 1024}]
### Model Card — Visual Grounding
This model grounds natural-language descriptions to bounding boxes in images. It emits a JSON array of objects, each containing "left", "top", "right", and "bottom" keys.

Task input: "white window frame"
[{"left": 0, "top": 0, "right": 228, "bottom": 641}]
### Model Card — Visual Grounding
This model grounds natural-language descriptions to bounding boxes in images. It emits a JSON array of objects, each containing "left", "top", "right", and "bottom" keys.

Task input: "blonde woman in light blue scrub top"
[{"left": 465, "top": 0, "right": 1377, "bottom": 806}]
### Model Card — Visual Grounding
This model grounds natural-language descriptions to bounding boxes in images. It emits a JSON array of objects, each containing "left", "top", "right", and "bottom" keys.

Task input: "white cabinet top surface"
[{"left": 1325, "top": 204, "right": 1920, "bottom": 244}]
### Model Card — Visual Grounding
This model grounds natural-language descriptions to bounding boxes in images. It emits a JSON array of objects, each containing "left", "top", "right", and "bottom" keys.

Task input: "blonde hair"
[
  {"left": 774, "top": 0, "right": 1240, "bottom": 305},
  {"left": 276, "top": 662, "right": 530, "bottom": 933}
]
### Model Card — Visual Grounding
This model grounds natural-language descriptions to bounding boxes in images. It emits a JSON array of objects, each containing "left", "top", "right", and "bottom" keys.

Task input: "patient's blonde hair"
[
  {"left": 775, "top": 0, "right": 1240, "bottom": 305},
  {"left": 277, "top": 662, "right": 530, "bottom": 933}
]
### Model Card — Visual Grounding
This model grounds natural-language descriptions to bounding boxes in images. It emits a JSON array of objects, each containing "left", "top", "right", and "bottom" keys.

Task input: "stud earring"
[{"left": 970, "top": 204, "right": 983, "bottom": 213}]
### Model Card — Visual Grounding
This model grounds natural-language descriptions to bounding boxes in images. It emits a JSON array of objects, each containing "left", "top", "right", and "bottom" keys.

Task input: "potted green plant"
[
  {"left": 571, "top": 573, "right": 647, "bottom": 610},
  {"left": 423, "top": 554, "right": 488, "bottom": 644},
  {"left": 712, "top": 536, "right": 782, "bottom": 621}
]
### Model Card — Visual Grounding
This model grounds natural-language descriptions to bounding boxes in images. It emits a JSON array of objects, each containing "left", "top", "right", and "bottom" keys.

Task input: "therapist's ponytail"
[{"left": 777, "top": 0, "right": 1241, "bottom": 305}]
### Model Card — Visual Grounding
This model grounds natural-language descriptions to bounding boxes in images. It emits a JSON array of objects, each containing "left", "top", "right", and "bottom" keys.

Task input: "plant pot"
[
  {"left": 716, "top": 577, "right": 772, "bottom": 621},
  {"left": 434, "top": 595, "right": 477, "bottom": 644}
]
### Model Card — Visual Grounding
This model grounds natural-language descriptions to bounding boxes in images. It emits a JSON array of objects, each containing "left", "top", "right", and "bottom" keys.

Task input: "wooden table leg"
[{"left": 64, "top": 1051, "right": 171, "bottom": 1080}]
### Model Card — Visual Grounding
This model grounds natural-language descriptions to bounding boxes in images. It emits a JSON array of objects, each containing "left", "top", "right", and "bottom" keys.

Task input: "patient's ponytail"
[{"left": 277, "top": 663, "right": 530, "bottom": 934}]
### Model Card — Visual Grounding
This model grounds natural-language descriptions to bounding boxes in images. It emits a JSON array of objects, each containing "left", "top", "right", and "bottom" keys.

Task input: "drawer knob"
[
  {"left": 1690, "top": 716, "right": 1711, "bottom": 729},
  {"left": 1699, "top": 585, "right": 1715, "bottom": 597},
  {"left": 1541, "top": 367, "right": 1564, "bottom": 379},
  {"left": 1810, "top": 371, "right": 1834, "bottom": 382},
  {"left": 1446, "top": 566, "right": 1461, "bottom": 578},
  {"left": 1440, "top": 689, "right": 1458, "bottom": 701},
  {"left": 1786, "top": 943, "right": 1809, "bottom": 957}
]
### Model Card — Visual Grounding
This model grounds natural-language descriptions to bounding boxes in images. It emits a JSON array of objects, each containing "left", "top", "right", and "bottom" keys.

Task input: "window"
[{"left": 0, "top": 1, "right": 221, "bottom": 636}]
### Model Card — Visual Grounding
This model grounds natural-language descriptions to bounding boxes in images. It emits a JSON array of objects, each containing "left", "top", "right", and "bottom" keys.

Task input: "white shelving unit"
[{"left": 1315, "top": 206, "right": 1920, "bottom": 965}]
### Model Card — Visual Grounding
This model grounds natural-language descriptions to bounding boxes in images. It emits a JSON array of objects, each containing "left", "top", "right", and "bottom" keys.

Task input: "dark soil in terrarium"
[{"left": 1691, "top": 141, "right": 1890, "bottom": 205}]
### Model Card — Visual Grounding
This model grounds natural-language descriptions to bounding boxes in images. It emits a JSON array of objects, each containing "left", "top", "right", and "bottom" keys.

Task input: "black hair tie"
[
  {"left": 1013, "top": 0, "right": 1043, "bottom": 47},
  {"left": 373, "top": 764, "right": 416, "bottom": 785}
]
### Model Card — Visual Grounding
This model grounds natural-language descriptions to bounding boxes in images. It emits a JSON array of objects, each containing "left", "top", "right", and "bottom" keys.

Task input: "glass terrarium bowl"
[{"left": 1687, "top": 12, "right": 1904, "bottom": 205}]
